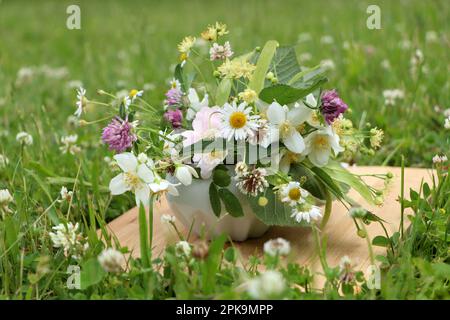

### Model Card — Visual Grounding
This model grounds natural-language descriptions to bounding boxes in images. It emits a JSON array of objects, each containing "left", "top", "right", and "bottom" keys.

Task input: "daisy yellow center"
[
  {"left": 288, "top": 187, "right": 301, "bottom": 201},
  {"left": 129, "top": 89, "right": 138, "bottom": 97},
  {"left": 314, "top": 135, "right": 330, "bottom": 149},
  {"left": 229, "top": 112, "right": 247, "bottom": 129},
  {"left": 124, "top": 172, "right": 140, "bottom": 190}
]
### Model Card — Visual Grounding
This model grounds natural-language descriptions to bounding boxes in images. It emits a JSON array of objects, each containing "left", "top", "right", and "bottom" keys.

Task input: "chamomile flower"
[
  {"left": 291, "top": 205, "right": 322, "bottom": 224},
  {"left": 280, "top": 182, "right": 308, "bottom": 207},
  {"left": 128, "top": 89, "right": 143, "bottom": 102},
  {"left": 74, "top": 87, "right": 87, "bottom": 117},
  {"left": 219, "top": 101, "right": 260, "bottom": 141}
]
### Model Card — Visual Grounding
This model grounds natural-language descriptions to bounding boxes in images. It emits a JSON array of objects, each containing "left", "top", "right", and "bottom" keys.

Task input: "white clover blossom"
[
  {"left": 60, "top": 134, "right": 81, "bottom": 155},
  {"left": 209, "top": 41, "right": 233, "bottom": 61},
  {"left": 161, "top": 214, "right": 176, "bottom": 224},
  {"left": 98, "top": 248, "right": 126, "bottom": 273},
  {"left": 432, "top": 154, "right": 448, "bottom": 164},
  {"left": 16, "top": 132, "right": 33, "bottom": 146},
  {"left": 444, "top": 117, "right": 450, "bottom": 130},
  {"left": 0, "top": 189, "right": 13, "bottom": 215},
  {"left": 263, "top": 238, "right": 291, "bottom": 257},
  {"left": 246, "top": 270, "right": 286, "bottom": 299},
  {"left": 49, "top": 222, "right": 86, "bottom": 259},
  {"left": 175, "top": 241, "right": 191, "bottom": 256},
  {"left": 59, "top": 186, "right": 73, "bottom": 203},
  {"left": 383, "top": 89, "right": 404, "bottom": 106}
]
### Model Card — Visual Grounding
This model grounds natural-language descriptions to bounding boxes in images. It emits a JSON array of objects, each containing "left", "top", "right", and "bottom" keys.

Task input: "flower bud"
[{"left": 192, "top": 240, "right": 209, "bottom": 260}]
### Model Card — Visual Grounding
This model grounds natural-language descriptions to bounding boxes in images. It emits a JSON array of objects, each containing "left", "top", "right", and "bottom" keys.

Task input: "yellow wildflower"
[
  {"left": 238, "top": 89, "right": 258, "bottom": 104},
  {"left": 178, "top": 36, "right": 196, "bottom": 54}
]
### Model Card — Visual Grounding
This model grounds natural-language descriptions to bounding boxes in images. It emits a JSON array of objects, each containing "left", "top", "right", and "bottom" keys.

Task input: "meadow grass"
[{"left": 0, "top": 0, "right": 449, "bottom": 299}]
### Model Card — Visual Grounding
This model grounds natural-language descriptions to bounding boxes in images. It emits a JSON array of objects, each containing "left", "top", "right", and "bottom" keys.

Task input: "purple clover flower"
[
  {"left": 320, "top": 90, "right": 348, "bottom": 124},
  {"left": 101, "top": 117, "right": 137, "bottom": 153},
  {"left": 164, "top": 109, "right": 183, "bottom": 129},
  {"left": 165, "top": 87, "right": 182, "bottom": 106}
]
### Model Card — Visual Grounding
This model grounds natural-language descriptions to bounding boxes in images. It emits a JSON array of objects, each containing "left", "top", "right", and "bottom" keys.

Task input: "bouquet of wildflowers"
[{"left": 76, "top": 22, "right": 389, "bottom": 228}]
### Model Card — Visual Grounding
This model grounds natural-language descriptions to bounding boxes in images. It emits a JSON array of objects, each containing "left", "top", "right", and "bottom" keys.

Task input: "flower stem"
[{"left": 320, "top": 189, "right": 332, "bottom": 229}]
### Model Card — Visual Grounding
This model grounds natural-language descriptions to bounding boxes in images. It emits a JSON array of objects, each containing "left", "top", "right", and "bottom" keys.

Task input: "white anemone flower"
[
  {"left": 109, "top": 153, "right": 154, "bottom": 206},
  {"left": 74, "top": 87, "right": 86, "bottom": 117},
  {"left": 280, "top": 181, "right": 308, "bottom": 207},
  {"left": 175, "top": 164, "right": 199, "bottom": 186},
  {"left": 291, "top": 205, "right": 322, "bottom": 224},
  {"left": 219, "top": 101, "right": 259, "bottom": 141},
  {"left": 266, "top": 101, "right": 309, "bottom": 153},
  {"left": 186, "top": 88, "right": 209, "bottom": 121},
  {"left": 304, "top": 126, "right": 344, "bottom": 167}
]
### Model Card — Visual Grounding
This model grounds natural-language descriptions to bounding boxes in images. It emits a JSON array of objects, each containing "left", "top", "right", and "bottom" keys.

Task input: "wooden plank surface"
[{"left": 105, "top": 166, "right": 434, "bottom": 275}]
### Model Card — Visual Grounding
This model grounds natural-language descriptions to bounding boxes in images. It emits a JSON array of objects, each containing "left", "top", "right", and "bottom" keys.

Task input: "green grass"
[{"left": 0, "top": 0, "right": 449, "bottom": 299}]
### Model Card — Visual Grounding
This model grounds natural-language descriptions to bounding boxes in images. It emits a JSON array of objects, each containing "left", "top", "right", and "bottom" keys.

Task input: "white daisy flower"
[
  {"left": 109, "top": 153, "right": 155, "bottom": 206},
  {"left": 304, "top": 126, "right": 344, "bottom": 167},
  {"left": 122, "top": 95, "right": 131, "bottom": 110},
  {"left": 16, "top": 132, "right": 33, "bottom": 146},
  {"left": 263, "top": 238, "right": 291, "bottom": 257},
  {"left": 280, "top": 181, "right": 308, "bottom": 207},
  {"left": 266, "top": 101, "right": 309, "bottom": 153},
  {"left": 74, "top": 87, "right": 86, "bottom": 117},
  {"left": 169, "top": 78, "right": 181, "bottom": 90},
  {"left": 220, "top": 101, "right": 260, "bottom": 141},
  {"left": 128, "top": 89, "right": 143, "bottom": 102},
  {"left": 291, "top": 205, "right": 322, "bottom": 224},
  {"left": 186, "top": 88, "right": 209, "bottom": 121}
]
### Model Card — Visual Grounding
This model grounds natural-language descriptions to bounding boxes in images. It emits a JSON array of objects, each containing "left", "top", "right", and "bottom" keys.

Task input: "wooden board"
[{"left": 105, "top": 166, "right": 434, "bottom": 275}]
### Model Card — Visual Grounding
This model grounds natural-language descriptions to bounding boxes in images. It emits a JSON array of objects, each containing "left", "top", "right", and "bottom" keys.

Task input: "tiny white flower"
[
  {"left": 339, "top": 255, "right": 353, "bottom": 272},
  {"left": 0, "top": 189, "right": 13, "bottom": 214},
  {"left": 149, "top": 176, "right": 179, "bottom": 196},
  {"left": 161, "top": 214, "right": 176, "bottom": 224},
  {"left": 219, "top": 101, "right": 260, "bottom": 141},
  {"left": 320, "top": 35, "right": 334, "bottom": 44},
  {"left": 74, "top": 87, "right": 86, "bottom": 117},
  {"left": 291, "top": 205, "right": 322, "bottom": 224},
  {"left": 304, "top": 126, "right": 344, "bottom": 167},
  {"left": 98, "top": 248, "right": 126, "bottom": 273},
  {"left": 320, "top": 59, "right": 335, "bottom": 70},
  {"left": 49, "top": 222, "right": 86, "bottom": 259},
  {"left": 16, "top": 132, "right": 33, "bottom": 146},
  {"left": 175, "top": 241, "right": 191, "bottom": 256},
  {"left": 60, "top": 134, "right": 81, "bottom": 155},
  {"left": 174, "top": 164, "right": 199, "bottom": 186},
  {"left": 444, "top": 117, "right": 450, "bottom": 130},
  {"left": 247, "top": 270, "right": 285, "bottom": 299},
  {"left": 383, "top": 89, "right": 404, "bottom": 106},
  {"left": 186, "top": 88, "right": 209, "bottom": 121},
  {"left": 263, "top": 238, "right": 291, "bottom": 257},
  {"left": 109, "top": 153, "right": 155, "bottom": 206},
  {"left": 432, "top": 154, "right": 448, "bottom": 164},
  {"left": 280, "top": 181, "right": 308, "bottom": 207},
  {"left": 59, "top": 186, "right": 73, "bottom": 202},
  {"left": 0, "top": 154, "right": 9, "bottom": 169}
]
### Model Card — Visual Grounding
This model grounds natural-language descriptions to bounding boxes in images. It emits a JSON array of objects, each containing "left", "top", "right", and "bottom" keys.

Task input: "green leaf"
[
  {"left": 138, "top": 203, "right": 150, "bottom": 268},
  {"left": 288, "top": 64, "right": 327, "bottom": 88},
  {"left": 224, "top": 247, "right": 237, "bottom": 263},
  {"left": 209, "top": 183, "right": 221, "bottom": 217},
  {"left": 212, "top": 169, "right": 231, "bottom": 187},
  {"left": 289, "top": 164, "right": 326, "bottom": 200},
  {"left": 218, "top": 188, "right": 244, "bottom": 217},
  {"left": 322, "top": 161, "right": 376, "bottom": 205},
  {"left": 201, "top": 234, "right": 227, "bottom": 294},
  {"left": 80, "top": 258, "right": 106, "bottom": 290},
  {"left": 310, "top": 166, "right": 345, "bottom": 200},
  {"left": 259, "top": 79, "right": 326, "bottom": 105},
  {"left": 248, "top": 40, "right": 278, "bottom": 94},
  {"left": 247, "top": 188, "right": 306, "bottom": 227},
  {"left": 268, "top": 46, "right": 301, "bottom": 85},
  {"left": 372, "top": 235, "right": 389, "bottom": 247},
  {"left": 215, "top": 78, "right": 232, "bottom": 106}
]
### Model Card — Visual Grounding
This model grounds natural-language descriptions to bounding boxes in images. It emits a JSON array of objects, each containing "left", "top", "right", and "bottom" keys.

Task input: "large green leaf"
[
  {"left": 259, "top": 73, "right": 326, "bottom": 105},
  {"left": 247, "top": 188, "right": 307, "bottom": 227},
  {"left": 268, "top": 46, "right": 301, "bottom": 85},
  {"left": 248, "top": 40, "right": 278, "bottom": 94},
  {"left": 80, "top": 258, "right": 106, "bottom": 290},
  {"left": 209, "top": 183, "right": 221, "bottom": 217},
  {"left": 322, "top": 162, "right": 376, "bottom": 205},
  {"left": 218, "top": 188, "right": 244, "bottom": 217},
  {"left": 288, "top": 64, "right": 327, "bottom": 89},
  {"left": 215, "top": 78, "right": 232, "bottom": 106}
]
